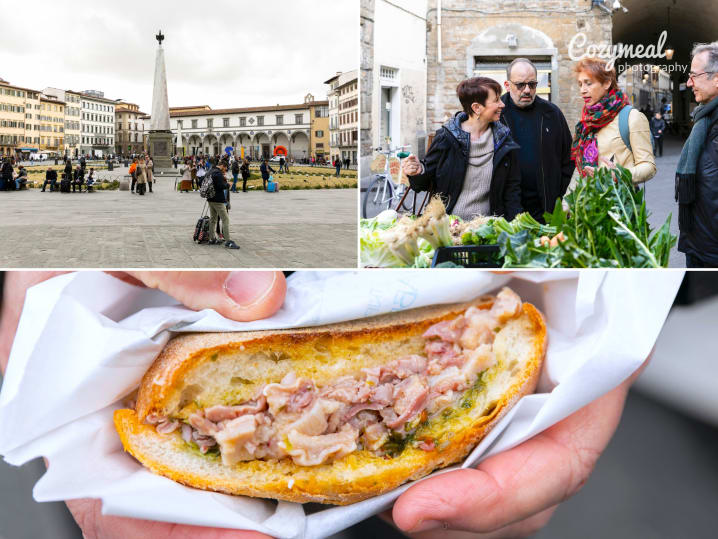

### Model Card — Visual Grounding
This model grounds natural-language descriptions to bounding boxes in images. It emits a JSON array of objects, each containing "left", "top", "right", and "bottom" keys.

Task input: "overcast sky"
[{"left": 0, "top": 0, "right": 357, "bottom": 113}]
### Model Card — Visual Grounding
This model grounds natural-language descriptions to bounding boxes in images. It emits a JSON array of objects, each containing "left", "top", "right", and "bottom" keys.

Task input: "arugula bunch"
[{"left": 498, "top": 165, "right": 676, "bottom": 268}]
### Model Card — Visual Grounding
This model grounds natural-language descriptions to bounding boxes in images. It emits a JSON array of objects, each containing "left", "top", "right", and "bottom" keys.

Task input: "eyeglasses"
[
  {"left": 688, "top": 71, "right": 715, "bottom": 82},
  {"left": 510, "top": 80, "right": 538, "bottom": 90}
]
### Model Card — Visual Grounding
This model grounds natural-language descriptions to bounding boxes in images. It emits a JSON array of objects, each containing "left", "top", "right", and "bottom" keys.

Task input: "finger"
[
  {"left": 66, "top": 498, "right": 273, "bottom": 539},
  {"left": 126, "top": 271, "right": 286, "bottom": 322},
  {"left": 405, "top": 505, "right": 558, "bottom": 539},
  {"left": 0, "top": 271, "right": 68, "bottom": 373},
  {"left": 393, "top": 380, "right": 631, "bottom": 534}
]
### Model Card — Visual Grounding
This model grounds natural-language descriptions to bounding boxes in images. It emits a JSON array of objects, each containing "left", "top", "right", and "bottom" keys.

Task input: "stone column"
[{"left": 360, "top": 0, "right": 375, "bottom": 179}]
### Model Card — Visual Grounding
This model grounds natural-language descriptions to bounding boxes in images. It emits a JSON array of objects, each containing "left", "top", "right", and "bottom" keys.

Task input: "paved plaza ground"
[
  {"left": 643, "top": 134, "right": 685, "bottom": 268},
  {"left": 0, "top": 167, "right": 358, "bottom": 268}
]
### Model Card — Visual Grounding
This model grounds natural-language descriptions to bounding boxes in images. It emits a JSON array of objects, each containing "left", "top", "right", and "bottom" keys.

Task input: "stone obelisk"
[{"left": 147, "top": 30, "right": 175, "bottom": 173}]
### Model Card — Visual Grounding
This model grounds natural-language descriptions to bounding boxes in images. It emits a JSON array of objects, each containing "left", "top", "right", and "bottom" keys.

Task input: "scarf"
[
  {"left": 675, "top": 95, "right": 718, "bottom": 231},
  {"left": 571, "top": 88, "right": 629, "bottom": 177}
]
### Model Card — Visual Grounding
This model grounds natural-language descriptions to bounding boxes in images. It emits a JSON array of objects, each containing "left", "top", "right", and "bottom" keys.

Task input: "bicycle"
[{"left": 362, "top": 146, "right": 421, "bottom": 218}]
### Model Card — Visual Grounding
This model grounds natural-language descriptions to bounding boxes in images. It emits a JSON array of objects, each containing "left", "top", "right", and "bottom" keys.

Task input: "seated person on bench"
[
  {"left": 72, "top": 165, "right": 84, "bottom": 192},
  {"left": 14, "top": 166, "right": 28, "bottom": 190},
  {"left": 86, "top": 168, "right": 95, "bottom": 192}
]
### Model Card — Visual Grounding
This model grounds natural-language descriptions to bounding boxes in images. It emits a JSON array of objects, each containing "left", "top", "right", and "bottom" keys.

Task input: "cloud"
[{"left": 0, "top": 0, "right": 357, "bottom": 111}]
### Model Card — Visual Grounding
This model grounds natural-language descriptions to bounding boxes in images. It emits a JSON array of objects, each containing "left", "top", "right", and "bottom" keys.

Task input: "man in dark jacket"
[
  {"left": 649, "top": 112, "right": 666, "bottom": 157},
  {"left": 259, "top": 159, "right": 275, "bottom": 190},
  {"left": 207, "top": 161, "right": 239, "bottom": 249},
  {"left": 676, "top": 41, "right": 718, "bottom": 267},
  {"left": 230, "top": 159, "right": 240, "bottom": 192},
  {"left": 72, "top": 165, "right": 84, "bottom": 192},
  {"left": 499, "top": 58, "right": 574, "bottom": 222},
  {"left": 0, "top": 158, "right": 13, "bottom": 191},
  {"left": 42, "top": 167, "right": 58, "bottom": 192},
  {"left": 63, "top": 158, "right": 73, "bottom": 184}
]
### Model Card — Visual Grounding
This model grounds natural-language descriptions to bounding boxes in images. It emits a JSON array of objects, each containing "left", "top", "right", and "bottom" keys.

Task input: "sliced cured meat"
[
  {"left": 284, "top": 424, "right": 358, "bottom": 466},
  {"left": 204, "top": 396, "right": 267, "bottom": 422}
]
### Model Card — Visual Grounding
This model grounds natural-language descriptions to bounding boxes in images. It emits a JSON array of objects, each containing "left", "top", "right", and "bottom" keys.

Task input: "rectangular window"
[
  {"left": 192, "top": 119, "right": 198, "bottom": 128},
  {"left": 295, "top": 114, "right": 303, "bottom": 124},
  {"left": 315, "top": 130, "right": 324, "bottom": 137},
  {"left": 257, "top": 116, "right": 264, "bottom": 126},
  {"left": 276, "top": 115, "right": 283, "bottom": 125},
  {"left": 223, "top": 118, "right": 229, "bottom": 128},
  {"left": 177, "top": 120, "right": 183, "bottom": 129},
  {"left": 239, "top": 117, "right": 246, "bottom": 127}
]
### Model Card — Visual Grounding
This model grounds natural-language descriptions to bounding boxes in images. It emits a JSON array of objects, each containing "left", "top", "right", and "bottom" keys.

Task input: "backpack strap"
[{"left": 618, "top": 105, "right": 633, "bottom": 153}]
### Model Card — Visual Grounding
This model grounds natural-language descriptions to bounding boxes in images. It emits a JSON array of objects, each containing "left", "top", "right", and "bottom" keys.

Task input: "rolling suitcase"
[
  {"left": 193, "top": 202, "right": 210, "bottom": 243},
  {"left": 60, "top": 175, "right": 71, "bottom": 193}
]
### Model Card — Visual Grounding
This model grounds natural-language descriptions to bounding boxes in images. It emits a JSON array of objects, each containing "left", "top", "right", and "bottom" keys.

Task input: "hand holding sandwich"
[
  {"left": 0, "top": 271, "right": 286, "bottom": 539},
  {"left": 389, "top": 361, "right": 643, "bottom": 538}
]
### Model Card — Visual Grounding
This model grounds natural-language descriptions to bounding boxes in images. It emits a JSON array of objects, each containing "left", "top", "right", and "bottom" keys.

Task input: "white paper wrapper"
[{"left": 0, "top": 270, "right": 684, "bottom": 539}]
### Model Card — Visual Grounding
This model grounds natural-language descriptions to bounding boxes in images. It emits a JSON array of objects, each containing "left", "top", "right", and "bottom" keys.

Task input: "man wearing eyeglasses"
[
  {"left": 499, "top": 58, "right": 574, "bottom": 223},
  {"left": 676, "top": 41, "right": 718, "bottom": 268}
]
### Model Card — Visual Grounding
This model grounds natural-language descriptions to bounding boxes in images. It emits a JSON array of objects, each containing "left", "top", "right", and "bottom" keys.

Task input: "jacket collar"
[{"left": 444, "top": 111, "right": 519, "bottom": 155}]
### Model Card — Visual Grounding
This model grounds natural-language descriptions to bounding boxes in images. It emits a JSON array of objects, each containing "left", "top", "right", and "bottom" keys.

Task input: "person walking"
[
  {"left": 334, "top": 158, "right": 341, "bottom": 177},
  {"left": 41, "top": 167, "right": 58, "bottom": 192},
  {"left": 278, "top": 156, "right": 285, "bottom": 174},
  {"left": 136, "top": 158, "right": 148, "bottom": 195},
  {"left": 190, "top": 159, "right": 198, "bottom": 191},
  {"left": 207, "top": 160, "right": 239, "bottom": 249},
  {"left": 403, "top": 77, "right": 523, "bottom": 221},
  {"left": 240, "top": 158, "right": 250, "bottom": 192},
  {"left": 500, "top": 58, "right": 574, "bottom": 222},
  {"left": 129, "top": 159, "right": 138, "bottom": 193},
  {"left": 570, "top": 57, "right": 655, "bottom": 185},
  {"left": 259, "top": 159, "right": 275, "bottom": 190},
  {"left": 676, "top": 41, "right": 718, "bottom": 267},
  {"left": 79, "top": 155, "right": 86, "bottom": 174},
  {"left": 196, "top": 159, "right": 207, "bottom": 191},
  {"left": 650, "top": 112, "right": 666, "bottom": 157},
  {"left": 230, "top": 158, "right": 240, "bottom": 192},
  {"left": 146, "top": 157, "right": 154, "bottom": 193}
]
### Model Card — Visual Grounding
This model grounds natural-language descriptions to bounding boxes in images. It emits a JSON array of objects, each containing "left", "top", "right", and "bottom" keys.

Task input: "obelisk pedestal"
[{"left": 148, "top": 31, "right": 177, "bottom": 175}]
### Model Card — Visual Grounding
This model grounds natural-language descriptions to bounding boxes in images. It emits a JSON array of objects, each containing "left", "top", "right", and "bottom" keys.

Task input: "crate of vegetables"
[{"left": 431, "top": 245, "right": 501, "bottom": 268}]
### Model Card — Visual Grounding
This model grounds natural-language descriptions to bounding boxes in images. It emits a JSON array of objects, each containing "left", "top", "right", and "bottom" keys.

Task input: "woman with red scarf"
[{"left": 570, "top": 58, "right": 655, "bottom": 184}]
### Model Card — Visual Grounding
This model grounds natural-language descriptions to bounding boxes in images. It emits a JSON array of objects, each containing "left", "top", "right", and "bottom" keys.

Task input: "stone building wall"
[
  {"left": 360, "top": 0, "right": 375, "bottom": 163},
  {"left": 426, "top": 0, "right": 613, "bottom": 133}
]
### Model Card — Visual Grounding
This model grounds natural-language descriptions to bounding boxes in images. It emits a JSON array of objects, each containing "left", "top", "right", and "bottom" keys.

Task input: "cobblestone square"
[{"left": 0, "top": 168, "right": 358, "bottom": 268}]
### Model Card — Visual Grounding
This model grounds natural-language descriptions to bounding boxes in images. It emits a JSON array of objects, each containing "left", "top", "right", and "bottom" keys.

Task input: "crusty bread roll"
[{"left": 114, "top": 288, "right": 546, "bottom": 505}]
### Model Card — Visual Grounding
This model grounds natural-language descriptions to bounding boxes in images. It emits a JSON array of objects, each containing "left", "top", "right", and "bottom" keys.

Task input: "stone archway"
[
  {"left": 203, "top": 135, "right": 219, "bottom": 156},
  {"left": 252, "top": 132, "right": 270, "bottom": 159},
  {"left": 236, "top": 133, "right": 251, "bottom": 158},
  {"left": 272, "top": 132, "right": 290, "bottom": 156},
  {"left": 612, "top": 0, "right": 718, "bottom": 125},
  {"left": 219, "top": 133, "right": 234, "bottom": 155},
  {"left": 290, "top": 131, "right": 309, "bottom": 161},
  {"left": 187, "top": 135, "right": 202, "bottom": 156}
]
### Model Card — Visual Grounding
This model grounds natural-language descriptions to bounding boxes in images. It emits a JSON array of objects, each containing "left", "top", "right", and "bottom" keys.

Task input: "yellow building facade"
[
  {"left": 0, "top": 79, "right": 41, "bottom": 158},
  {"left": 38, "top": 97, "right": 65, "bottom": 153},
  {"left": 306, "top": 94, "right": 329, "bottom": 162}
]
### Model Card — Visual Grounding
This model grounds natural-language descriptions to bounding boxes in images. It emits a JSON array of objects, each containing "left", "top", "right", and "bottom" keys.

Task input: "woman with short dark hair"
[{"left": 403, "top": 76, "right": 523, "bottom": 220}]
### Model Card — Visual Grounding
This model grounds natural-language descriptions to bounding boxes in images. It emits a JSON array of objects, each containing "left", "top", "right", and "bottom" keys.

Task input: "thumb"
[{"left": 127, "top": 271, "right": 286, "bottom": 322}]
